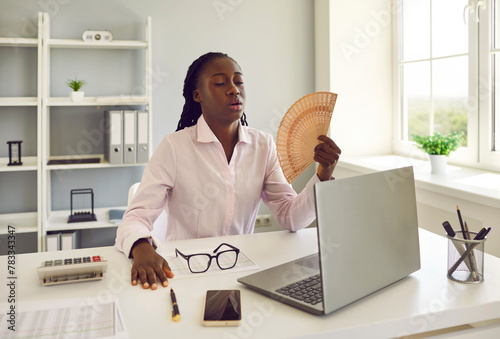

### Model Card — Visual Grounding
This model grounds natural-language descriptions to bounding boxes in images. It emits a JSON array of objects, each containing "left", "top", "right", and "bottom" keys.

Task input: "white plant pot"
[
  {"left": 429, "top": 154, "right": 447, "bottom": 174},
  {"left": 70, "top": 91, "right": 84, "bottom": 102}
]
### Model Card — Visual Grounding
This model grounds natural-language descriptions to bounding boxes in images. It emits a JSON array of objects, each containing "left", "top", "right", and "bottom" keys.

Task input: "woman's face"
[{"left": 193, "top": 57, "right": 246, "bottom": 128}]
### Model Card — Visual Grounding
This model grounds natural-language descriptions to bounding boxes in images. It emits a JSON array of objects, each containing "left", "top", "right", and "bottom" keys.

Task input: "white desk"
[{"left": 2, "top": 228, "right": 500, "bottom": 338}]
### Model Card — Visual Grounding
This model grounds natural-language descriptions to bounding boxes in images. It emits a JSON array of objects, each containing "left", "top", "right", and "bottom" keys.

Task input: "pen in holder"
[{"left": 447, "top": 231, "right": 485, "bottom": 284}]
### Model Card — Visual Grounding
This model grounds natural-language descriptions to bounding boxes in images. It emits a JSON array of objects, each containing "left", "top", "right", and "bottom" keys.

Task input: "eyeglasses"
[{"left": 175, "top": 243, "right": 240, "bottom": 274}]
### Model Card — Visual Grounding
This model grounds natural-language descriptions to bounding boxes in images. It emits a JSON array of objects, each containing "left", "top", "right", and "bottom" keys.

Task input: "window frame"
[
  {"left": 392, "top": 0, "right": 500, "bottom": 171},
  {"left": 478, "top": 0, "right": 500, "bottom": 171}
]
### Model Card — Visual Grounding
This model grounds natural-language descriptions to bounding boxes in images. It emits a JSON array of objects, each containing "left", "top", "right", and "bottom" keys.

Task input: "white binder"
[
  {"left": 104, "top": 110, "right": 123, "bottom": 164},
  {"left": 137, "top": 110, "right": 149, "bottom": 163},
  {"left": 46, "top": 233, "right": 60, "bottom": 251},
  {"left": 61, "top": 231, "right": 76, "bottom": 250},
  {"left": 123, "top": 110, "right": 137, "bottom": 164}
]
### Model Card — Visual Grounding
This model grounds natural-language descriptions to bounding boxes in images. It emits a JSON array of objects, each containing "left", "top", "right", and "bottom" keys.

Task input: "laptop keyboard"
[{"left": 275, "top": 274, "right": 323, "bottom": 305}]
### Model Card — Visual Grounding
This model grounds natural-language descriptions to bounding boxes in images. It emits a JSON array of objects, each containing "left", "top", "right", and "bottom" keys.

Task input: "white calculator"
[{"left": 37, "top": 255, "right": 108, "bottom": 286}]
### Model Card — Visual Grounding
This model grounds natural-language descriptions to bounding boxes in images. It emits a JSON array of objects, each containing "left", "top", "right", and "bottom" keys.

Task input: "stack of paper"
[{"left": 0, "top": 296, "right": 128, "bottom": 338}]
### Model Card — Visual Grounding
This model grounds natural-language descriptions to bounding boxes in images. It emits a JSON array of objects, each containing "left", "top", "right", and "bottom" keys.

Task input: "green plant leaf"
[
  {"left": 410, "top": 131, "right": 464, "bottom": 156},
  {"left": 66, "top": 75, "right": 86, "bottom": 92}
]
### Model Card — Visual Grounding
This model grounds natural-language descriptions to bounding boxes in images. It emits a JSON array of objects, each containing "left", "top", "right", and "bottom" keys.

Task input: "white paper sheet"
[{"left": 0, "top": 296, "right": 128, "bottom": 338}]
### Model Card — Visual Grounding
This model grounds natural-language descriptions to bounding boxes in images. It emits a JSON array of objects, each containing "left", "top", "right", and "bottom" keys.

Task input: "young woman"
[{"left": 115, "top": 52, "right": 341, "bottom": 290}]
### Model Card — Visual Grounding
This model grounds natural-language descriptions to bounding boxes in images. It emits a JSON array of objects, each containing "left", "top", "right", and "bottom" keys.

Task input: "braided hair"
[{"left": 176, "top": 52, "right": 248, "bottom": 131}]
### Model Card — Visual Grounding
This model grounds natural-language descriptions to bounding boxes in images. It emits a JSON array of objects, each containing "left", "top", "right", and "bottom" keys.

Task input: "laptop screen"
[{"left": 315, "top": 166, "right": 421, "bottom": 314}]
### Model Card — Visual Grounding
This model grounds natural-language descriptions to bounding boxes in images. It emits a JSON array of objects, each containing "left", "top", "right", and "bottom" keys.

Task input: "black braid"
[{"left": 176, "top": 52, "right": 248, "bottom": 131}]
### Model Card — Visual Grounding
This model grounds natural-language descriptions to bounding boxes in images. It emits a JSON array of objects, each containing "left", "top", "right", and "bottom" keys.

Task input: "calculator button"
[
  {"left": 64, "top": 258, "right": 72, "bottom": 265},
  {"left": 92, "top": 256, "right": 101, "bottom": 262},
  {"left": 83, "top": 257, "right": 91, "bottom": 263},
  {"left": 74, "top": 258, "right": 82, "bottom": 264},
  {"left": 44, "top": 261, "right": 53, "bottom": 267},
  {"left": 54, "top": 260, "right": 63, "bottom": 266}
]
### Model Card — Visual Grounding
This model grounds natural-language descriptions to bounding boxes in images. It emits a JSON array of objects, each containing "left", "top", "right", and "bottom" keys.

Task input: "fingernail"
[
  {"left": 151, "top": 283, "right": 158, "bottom": 290},
  {"left": 143, "top": 282, "right": 149, "bottom": 289},
  {"left": 163, "top": 281, "right": 168, "bottom": 287},
  {"left": 132, "top": 280, "right": 137, "bottom": 286}
]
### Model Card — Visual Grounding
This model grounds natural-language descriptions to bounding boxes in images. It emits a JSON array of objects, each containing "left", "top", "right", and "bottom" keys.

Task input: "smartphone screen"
[{"left": 202, "top": 290, "right": 241, "bottom": 326}]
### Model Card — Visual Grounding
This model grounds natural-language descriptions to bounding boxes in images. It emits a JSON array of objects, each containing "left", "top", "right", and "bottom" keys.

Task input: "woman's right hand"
[{"left": 130, "top": 239, "right": 174, "bottom": 289}]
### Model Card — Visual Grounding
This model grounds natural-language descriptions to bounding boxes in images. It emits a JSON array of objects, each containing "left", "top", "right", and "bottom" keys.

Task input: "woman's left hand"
[{"left": 314, "top": 135, "right": 341, "bottom": 181}]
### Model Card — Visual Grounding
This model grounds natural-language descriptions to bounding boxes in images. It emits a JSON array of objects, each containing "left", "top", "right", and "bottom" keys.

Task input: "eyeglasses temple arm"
[
  {"left": 175, "top": 248, "right": 184, "bottom": 258},
  {"left": 213, "top": 242, "right": 240, "bottom": 253}
]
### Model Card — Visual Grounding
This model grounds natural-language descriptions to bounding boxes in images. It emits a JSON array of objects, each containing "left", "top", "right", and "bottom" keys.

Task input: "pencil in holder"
[{"left": 447, "top": 231, "right": 485, "bottom": 283}]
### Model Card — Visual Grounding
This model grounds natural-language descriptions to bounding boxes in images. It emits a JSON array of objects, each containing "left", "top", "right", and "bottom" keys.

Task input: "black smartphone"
[{"left": 202, "top": 290, "right": 242, "bottom": 327}]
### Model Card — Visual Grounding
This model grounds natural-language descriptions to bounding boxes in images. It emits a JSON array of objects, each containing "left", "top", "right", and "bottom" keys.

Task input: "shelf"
[
  {"left": 48, "top": 39, "right": 147, "bottom": 49},
  {"left": 0, "top": 97, "right": 38, "bottom": 106},
  {"left": 0, "top": 37, "right": 38, "bottom": 47},
  {"left": 46, "top": 155, "right": 146, "bottom": 170},
  {"left": 0, "top": 156, "right": 38, "bottom": 172},
  {"left": 46, "top": 206, "right": 125, "bottom": 232},
  {"left": 47, "top": 96, "right": 149, "bottom": 106},
  {"left": 0, "top": 212, "right": 38, "bottom": 234},
  {"left": 0, "top": 13, "right": 152, "bottom": 251}
]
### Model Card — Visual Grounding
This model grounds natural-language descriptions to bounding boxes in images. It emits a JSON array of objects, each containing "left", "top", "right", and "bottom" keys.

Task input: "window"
[
  {"left": 480, "top": 0, "right": 500, "bottom": 167},
  {"left": 394, "top": 0, "right": 500, "bottom": 170}
]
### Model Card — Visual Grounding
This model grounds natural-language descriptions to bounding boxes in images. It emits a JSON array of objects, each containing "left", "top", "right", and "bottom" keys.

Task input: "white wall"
[
  {"left": 126, "top": 0, "right": 316, "bottom": 148},
  {"left": 315, "top": 0, "right": 393, "bottom": 155},
  {"left": 1, "top": 0, "right": 317, "bottom": 212}
]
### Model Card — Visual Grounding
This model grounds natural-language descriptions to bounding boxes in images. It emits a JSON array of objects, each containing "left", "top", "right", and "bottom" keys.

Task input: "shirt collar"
[{"left": 196, "top": 114, "right": 251, "bottom": 145}]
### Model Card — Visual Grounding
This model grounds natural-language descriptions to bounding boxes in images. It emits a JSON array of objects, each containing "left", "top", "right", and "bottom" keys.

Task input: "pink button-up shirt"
[{"left": 115, "top": 115, "right": 320, "bottom": 257}]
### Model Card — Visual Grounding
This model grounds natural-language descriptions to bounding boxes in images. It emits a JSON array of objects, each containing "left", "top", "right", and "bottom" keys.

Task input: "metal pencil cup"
[{"left": 447, "top": 231, "right": 485, "bottom": 283}]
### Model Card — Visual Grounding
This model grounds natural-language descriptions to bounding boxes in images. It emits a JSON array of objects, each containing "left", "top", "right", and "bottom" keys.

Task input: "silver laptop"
[{"left": 238, "top": 166, "right": 421, "bottom": 315}]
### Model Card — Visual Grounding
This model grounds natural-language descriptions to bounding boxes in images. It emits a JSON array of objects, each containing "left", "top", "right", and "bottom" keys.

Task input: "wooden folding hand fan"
[{"left": 277, "top": 92, "right": 337, "bottom": 183}]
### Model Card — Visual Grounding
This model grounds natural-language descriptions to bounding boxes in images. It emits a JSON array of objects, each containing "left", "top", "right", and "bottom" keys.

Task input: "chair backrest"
[
  {"left": 127, "top": 182, "right": 167, "bottom": 242},
  {"left": 127, "top": 182, "right": 141, "bottom": 204}
]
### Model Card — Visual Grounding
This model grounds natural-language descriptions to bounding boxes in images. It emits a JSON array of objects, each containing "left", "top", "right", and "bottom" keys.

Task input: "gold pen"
[{"left": 170, "top": 288, "right": 181, "bottom": 322}]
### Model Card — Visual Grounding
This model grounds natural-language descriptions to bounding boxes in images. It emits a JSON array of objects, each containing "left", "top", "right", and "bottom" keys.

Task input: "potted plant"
[
  {"left": 66, "top": 75, "right": 86, "bottom": 102},
  {"left": 411, "top": 132, "right": 464, "bottom": 174}
]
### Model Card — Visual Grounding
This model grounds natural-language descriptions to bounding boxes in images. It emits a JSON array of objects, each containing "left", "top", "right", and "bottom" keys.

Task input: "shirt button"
[{"left": 228, "top": 212, "right": 232, "bottom": 216}]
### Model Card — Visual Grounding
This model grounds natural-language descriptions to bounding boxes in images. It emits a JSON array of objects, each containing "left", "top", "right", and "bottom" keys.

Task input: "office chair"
[{"left": 127, "top": 182, "right": 167, "bottom": 242}]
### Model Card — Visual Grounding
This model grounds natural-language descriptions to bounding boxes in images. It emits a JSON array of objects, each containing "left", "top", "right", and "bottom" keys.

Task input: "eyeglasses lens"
[
  {"left": 217, "top": 250, "right": 238, "bottom": 269},
  {"left": 188, "top": 254, "right": 211, "bottom": 273}
]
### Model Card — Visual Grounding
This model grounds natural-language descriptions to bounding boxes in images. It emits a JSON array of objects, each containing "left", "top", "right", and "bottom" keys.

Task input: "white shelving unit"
[
  {"left": 0, "top": 12, "right": 152, "bottom": 252},
  {"left": 0, "top": 212, "right": 39, "bottom": 234},
  {"left": 47, "top": 96, "right": 149, "bottom": 106},
  {"left": 0, "top": 13, "right": 43, "bottom": 245},
  {"left": 40, "top": 13, "right": 153, "bottom": 250},
  {"left": 46, "top": 206, "right": 128, "bottom": 232},
  {"left": 0, "top": 97, "right": 38, "bottom": 106},
  {"left": 0, "top": 156, "right": 38, "bottom": 171},
  {"left": 0, "top": 37, "right": 38, "bottom": 46},
  {"left": 47, "top": 39, "right": 147, "bottom": 49}
]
